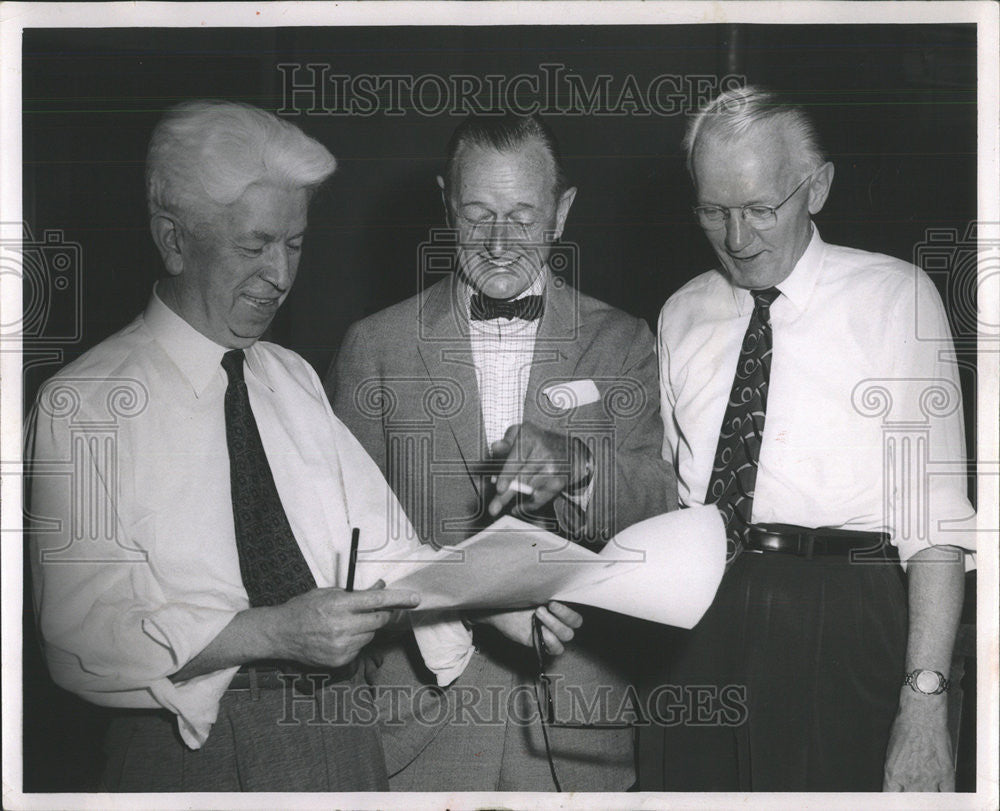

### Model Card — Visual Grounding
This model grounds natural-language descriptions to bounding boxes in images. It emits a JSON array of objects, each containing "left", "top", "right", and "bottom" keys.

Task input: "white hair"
[
  {"left": 146, "top": 99, "right": 336, "bottom": 224},
  {"left": 683, "top": 85, "right": 826, "bottom": 178}
]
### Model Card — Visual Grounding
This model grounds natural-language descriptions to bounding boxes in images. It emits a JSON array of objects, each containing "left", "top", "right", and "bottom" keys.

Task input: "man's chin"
[
  {"left": 724, "top": 262, "right": 786, "bottom": 290},
  {"left": 228, "top": 322, "right": 272, "bottom": 347},
  {"left": 464, "top": 266, "right": 539, "bottom": 300}
]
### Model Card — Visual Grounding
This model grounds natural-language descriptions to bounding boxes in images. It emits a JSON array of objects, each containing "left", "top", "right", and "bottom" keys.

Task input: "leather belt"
[
  {"left": 227, "top": 659, "right": 358, "bottom": 695},
  {"left": 745, "top": 523, "right": 897, "bottom": 560}
]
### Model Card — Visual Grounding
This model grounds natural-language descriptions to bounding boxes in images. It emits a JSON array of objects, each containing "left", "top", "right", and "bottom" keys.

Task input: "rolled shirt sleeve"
[
  {"left": 886, "top": 269, "right": 977, "bottom": 569},
  {"left": 27, "top": 396, "right": 239, "bottom": 747}
]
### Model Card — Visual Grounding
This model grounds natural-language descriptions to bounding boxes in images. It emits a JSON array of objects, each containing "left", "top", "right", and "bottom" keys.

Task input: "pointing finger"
[{"left": 345, "top": 588, "right": 420, "bottom": 612}]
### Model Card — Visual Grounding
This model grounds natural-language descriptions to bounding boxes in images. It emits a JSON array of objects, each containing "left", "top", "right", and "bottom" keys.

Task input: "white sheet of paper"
[
  {"left": 554, "top": 506, "right": 726, "bottom": 629},
  {"left": 381, "top": 506, "right": 726, "bottom": 629},
  {"left": 382, "top": 517, "right": 609, "bottom": 611}
]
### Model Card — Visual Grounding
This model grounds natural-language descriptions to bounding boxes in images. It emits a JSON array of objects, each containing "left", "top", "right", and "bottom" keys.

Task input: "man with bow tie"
[{"left": 326, "top": 112, "right": 674, "bottom": 791}]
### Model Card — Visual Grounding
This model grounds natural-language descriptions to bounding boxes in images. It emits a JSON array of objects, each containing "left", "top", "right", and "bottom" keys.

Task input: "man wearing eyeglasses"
[
  {"left": 327, "top": 113, "right": 673, "bottom": 791},
  {"left": 640, "top": 85, "right": 975, "bottom": 792}
]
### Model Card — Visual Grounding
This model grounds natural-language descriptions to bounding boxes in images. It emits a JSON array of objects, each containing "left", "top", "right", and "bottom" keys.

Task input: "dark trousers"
[
  {"left": 637, "top": 551, "right": 907, "bottom": 792},
  {"left": 102, "top": 673, "right": 388, "bottom": 792}
]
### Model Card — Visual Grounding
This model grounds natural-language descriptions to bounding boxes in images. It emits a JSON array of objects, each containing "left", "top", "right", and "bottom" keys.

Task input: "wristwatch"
[{"left": 904, "top": 669, "right": 951, "bottom": 695}]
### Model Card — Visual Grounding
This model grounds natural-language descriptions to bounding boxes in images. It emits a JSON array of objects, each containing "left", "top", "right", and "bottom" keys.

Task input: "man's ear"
[
  {"left": 553, "top": 186, "right": 578, "bottom": 239},
  {"left": 807, "top": 162, "right": 835, "bottom": 216},
  {"left": 150, "top": 214, "right": 186, "bottom": 276}
]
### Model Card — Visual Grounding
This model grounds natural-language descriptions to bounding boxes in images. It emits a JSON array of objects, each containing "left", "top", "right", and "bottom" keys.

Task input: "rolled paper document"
[{"left": 376, "top": 506, "right": 727, "bottom": 630}]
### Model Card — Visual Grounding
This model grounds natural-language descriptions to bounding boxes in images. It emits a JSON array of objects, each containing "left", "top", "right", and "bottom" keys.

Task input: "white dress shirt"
[
  {"left": 467, "top": 270, "right": 595, "bottom": 508},
  {"left": 27, "top": 288, "right": 472, "bottom": 749},
  {"left": 659, "top": 227, "right": 975, "bottom": 566},
  {"left": 468, "top": 272, "right": 546, "bottom": 448}
]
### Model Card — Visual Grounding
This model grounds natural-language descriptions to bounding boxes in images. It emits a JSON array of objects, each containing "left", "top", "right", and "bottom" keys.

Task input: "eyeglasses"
[
  {"left": 692, "top": 174, "right": 812, "bottom": 231},
  {"left": 530, "top": 613, "right": 640, "bottom": 792}
]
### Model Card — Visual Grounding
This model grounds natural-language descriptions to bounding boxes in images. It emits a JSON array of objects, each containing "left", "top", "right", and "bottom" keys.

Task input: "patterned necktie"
[
  {"left": 705, "top": 287, "right": 781, "bottom": 564},
  {"left": 469, "top": 292, "right": 544, "bottom": 322},
  {"left": 222, "top": 349, "right": 317, "bottom": 607}
]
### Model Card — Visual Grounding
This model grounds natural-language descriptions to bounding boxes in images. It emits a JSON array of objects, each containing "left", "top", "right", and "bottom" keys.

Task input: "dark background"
[{"left": 20, "top": 24, "right": 978, "bottom": 791}]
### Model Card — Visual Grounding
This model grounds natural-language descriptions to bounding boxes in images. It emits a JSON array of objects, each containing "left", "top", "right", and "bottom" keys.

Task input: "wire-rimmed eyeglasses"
[
  {"left": 692, "top": 173, "right": 812, "bottom": 231},
  {"left": 452, "top": 208, "right": 543, "bottom": 240}
]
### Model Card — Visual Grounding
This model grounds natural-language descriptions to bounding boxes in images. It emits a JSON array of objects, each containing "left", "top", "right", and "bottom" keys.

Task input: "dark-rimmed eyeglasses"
[
  {"left": 692, "top": 174, "right": 812, "bottom": 231},
  {"left": 530, "top": 613, "right": 640, "bottom": 792}
]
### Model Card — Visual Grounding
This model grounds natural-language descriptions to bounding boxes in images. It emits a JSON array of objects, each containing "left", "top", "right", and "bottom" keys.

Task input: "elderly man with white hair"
[
  {"left": 26, "top": 99, "right": 473, "bottom": 792},
  {"left": 640, "top": 85, "right": 975, "bottom": 792}
]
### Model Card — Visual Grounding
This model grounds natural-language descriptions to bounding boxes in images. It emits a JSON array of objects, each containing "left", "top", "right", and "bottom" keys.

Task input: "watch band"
[{"left": 903, "top": 668, "right": 951, "bottom": 695}]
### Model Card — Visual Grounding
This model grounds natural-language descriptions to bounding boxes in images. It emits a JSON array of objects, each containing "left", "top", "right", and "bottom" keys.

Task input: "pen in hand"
[{"left": 346, "top": 527, "right": 359, "bottom": 592}]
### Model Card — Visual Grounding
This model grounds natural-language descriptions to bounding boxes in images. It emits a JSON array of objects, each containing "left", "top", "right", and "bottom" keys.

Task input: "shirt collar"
[
  {"left": 144, "top": 283, "right": 275, "bottom": 396},
  {"left": 732, "top": 224, "right": 824, "bottom": 316}
]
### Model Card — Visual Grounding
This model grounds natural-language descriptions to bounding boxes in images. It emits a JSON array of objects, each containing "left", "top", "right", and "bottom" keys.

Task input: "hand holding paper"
[
  {"left": 376, "top": 506, "right": 726, "bottom": 630},
  {"left": 468, "top": 601, "right": 583, "bottom": 655}
]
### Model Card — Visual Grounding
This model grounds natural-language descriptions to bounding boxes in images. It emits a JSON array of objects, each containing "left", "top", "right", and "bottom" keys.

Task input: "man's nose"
[
  {"left": 724, "top": 210, "right": 754, "bottom": 253},
  {"left": 483, "top": 220, "right": 514, "bottom": 256},
  {"left": 262, "top": 244, "right": 294, "bottom": 291}
]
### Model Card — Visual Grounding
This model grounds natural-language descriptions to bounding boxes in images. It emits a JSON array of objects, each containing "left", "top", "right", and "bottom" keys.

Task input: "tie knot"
[
  {"left": 752, "top": 287, "right": 781, "bottom": 312},
  {"left": 221, "top": 349, "right": 246, "bottom": 384}
]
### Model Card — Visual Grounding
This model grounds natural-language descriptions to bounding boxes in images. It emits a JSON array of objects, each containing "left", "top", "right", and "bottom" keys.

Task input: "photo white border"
[{"left": 2, "top": 3, "right": 996, "bottom": 810}]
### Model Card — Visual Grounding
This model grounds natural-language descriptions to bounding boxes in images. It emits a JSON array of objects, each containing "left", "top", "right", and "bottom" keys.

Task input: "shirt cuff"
[
  {"left": 148, "top": 668, "right": 236, "bottom": 749},
  {"left": 142, "top": 605, "right": 242, "bottom": 748},
  {"left": 409, "top": 610, "right": 475, "bottom": 687}
]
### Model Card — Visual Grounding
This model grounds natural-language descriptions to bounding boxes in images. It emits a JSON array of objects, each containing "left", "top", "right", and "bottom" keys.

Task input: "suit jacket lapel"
[
  {"left": 416, "top": 276, "right": 485, "bottom": 495},
  {"left": 523, "top": 273, "right": 584, "bottom": 432}
]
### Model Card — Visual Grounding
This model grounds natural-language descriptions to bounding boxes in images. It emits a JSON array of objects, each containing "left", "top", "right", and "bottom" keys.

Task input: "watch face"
[{"left": 915, "top": 670, "right": 942, "bottom": 693}]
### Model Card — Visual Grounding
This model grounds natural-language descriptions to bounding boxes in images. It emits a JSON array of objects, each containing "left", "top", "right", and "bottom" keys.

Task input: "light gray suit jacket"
[{"left": 327, "top": 273, "right": 675, "bottom": 790}]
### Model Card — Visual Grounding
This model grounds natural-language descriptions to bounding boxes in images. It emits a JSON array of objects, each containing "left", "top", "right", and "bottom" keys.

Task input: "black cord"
[{"left": 532, "top": 613, "right": 563, "bottom": 792}]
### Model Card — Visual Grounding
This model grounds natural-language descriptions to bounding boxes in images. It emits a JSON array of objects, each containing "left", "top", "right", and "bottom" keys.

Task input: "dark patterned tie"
[
  {"left": 222, "top": 349, "right": 317, "bottom": 607},
  {"left": 705, "top": 287, "right": 781, "bottom": 564}
]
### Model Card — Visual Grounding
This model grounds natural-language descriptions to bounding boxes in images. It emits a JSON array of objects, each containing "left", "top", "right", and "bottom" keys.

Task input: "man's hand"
[
  {"left": 468, "top": 601, "right": 583, "bottom": 656},
  {"left": 883, "top": 691, "right": 954, "bottom": 791},
  {"left": 268, "top": 586, "right": 421, "bottom": 669},
  {"left": 883, "top": 544, "right": 964, "bottom": 791},
  {"left": 488, "top": 422, "right": 592, "bottom": 517},
  {"left": 170, "top": 584, "right": 421, "bottom": 682}
]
